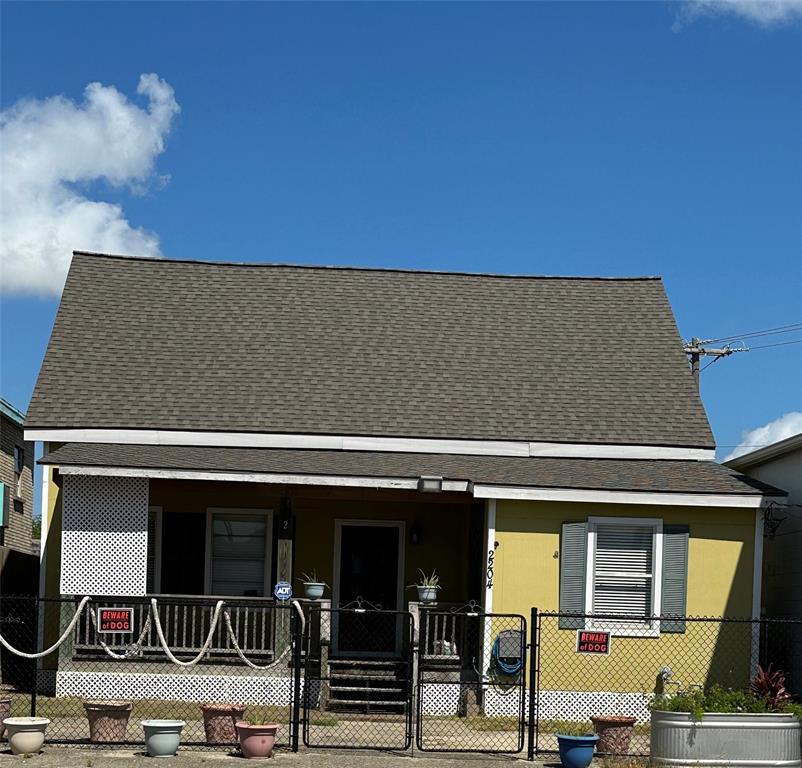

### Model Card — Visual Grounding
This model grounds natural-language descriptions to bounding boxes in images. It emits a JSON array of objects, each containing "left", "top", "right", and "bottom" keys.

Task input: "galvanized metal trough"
[{"left": 651, "top": 710, "right": 802, "bottom": 767}]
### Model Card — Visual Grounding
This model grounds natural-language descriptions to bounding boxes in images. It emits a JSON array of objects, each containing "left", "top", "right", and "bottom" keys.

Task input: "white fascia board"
[
  {"left": 471, "top": 484, "right": 777, "bottom": 508},
  {"left": 25, "top": 427, "right": 715, "bottom": 461},
  {"left": 55, "top": 464, "right": 470, "bottom": 492},
  {"left": 528, "top": 442, "right": 713, "bottom": 461}
]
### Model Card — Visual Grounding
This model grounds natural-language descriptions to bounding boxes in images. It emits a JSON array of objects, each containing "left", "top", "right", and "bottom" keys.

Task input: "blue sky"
[{"left": 1, "top": 1, "right": 801, "bottom": 462}]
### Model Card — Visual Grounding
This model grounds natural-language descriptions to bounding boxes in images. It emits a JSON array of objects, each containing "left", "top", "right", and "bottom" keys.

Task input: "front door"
[{"left": 333, "top": 521, "right": 404, "bottom": 656}]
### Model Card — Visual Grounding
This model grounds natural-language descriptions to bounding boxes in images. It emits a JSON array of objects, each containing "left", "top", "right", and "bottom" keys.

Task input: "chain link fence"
[
  {"left": 534, "top": 611, "right": 802, "bottom": 757},
  {"left": 2, "top": 595, "right": 802, "bottom": 758},
  {"left": 0, "top": 594, "right": 300, "bottom": 749},
  {"left": 302, "top": 606, "right": 414, "bottom": 750},
  {"left": 415, "top": 607, "right": 527, "bottom": 753}
]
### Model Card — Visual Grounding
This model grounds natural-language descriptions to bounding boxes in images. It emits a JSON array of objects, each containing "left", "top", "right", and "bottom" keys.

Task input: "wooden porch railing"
[{"left": 74, "top": 595, "right": 283, "bottom": 661}]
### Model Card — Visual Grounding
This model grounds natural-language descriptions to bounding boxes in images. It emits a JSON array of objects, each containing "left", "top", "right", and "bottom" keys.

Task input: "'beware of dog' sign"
[
  {"left": 575, "top": 629, "right": 611, "bottom": 654},
  {"left": 97, "top": 608, "right": 133, "bottom": 633}
]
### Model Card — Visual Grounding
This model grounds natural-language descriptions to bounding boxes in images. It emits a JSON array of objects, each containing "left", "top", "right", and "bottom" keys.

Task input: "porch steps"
[{"left": 326, "top": 659, "right": 408, "bottom": 714}]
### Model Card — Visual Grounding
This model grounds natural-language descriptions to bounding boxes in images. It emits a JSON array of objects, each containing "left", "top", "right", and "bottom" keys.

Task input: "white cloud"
[
  {"left": 676, "top": 0, "right": 802, "bottom": 27},
  {"left": 0, "top": 74, "right": 179, "bottom": 296},
  {"left": 723, "top": 411, "right": 802, "bottom": 461}
]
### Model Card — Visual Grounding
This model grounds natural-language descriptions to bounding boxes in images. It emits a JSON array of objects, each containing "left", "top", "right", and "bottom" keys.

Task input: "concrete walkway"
[{"left": 0, "top": 746, "right": 572, "bottom": 767}]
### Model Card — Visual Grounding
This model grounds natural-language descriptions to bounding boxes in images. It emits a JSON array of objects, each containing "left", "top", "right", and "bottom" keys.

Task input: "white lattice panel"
[
  {"left": 484, "top": 686, "right": 651, "bottom": 721},
  {"left": 55, "top": 671, "right": 295, "bottom": 706},
  {"left": 420, "top": 683, "right": 460, "bottom": 715},
  {"left": 61, "top": 475, "right": 149, "bottom": 596}
]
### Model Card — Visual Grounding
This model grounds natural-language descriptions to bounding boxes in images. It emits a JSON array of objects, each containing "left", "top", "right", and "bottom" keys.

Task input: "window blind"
[{"left": 592, "top": 524, "right": 654, "bottom": 618}]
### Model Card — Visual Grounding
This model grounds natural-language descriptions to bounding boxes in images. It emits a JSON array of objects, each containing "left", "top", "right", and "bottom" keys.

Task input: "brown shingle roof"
[
  {"left": 39, "top": 443, "right": 779, "bottom": 496},
  {"left": 27, "top": 252, "right": 713, "bottom": 447}
]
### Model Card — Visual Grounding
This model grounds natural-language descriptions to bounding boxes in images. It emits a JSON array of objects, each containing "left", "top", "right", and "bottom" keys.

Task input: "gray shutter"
[
  {"left": 559, "top": 521, "right": 587, "bottom": 629},
  {"left": 661, "top": 525, "right": 689, "bottom": 633}
]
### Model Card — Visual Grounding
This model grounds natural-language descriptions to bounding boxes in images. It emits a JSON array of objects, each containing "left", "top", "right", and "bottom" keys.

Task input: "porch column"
[
  {"left": 60, "top": 474, "right": 149, "bottom": 596},
  {"left": 480, "top": 499, "right": 497, "bottom": 693}
]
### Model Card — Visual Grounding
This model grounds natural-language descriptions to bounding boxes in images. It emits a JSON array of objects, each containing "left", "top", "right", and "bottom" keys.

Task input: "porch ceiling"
[{"left": 39, "top": 442, "right": 781, "bottom": 497}]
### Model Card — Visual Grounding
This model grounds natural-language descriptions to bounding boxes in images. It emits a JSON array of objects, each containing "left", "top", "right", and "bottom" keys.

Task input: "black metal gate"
[
  {"left": 302, "top": 605, "right": 414, "bottom": 750},
  {"left": 415, "top": 606, "right": 527, "bottom": 754}
]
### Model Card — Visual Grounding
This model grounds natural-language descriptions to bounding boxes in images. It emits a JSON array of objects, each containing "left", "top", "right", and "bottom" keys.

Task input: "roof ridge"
[{"left": 71, "top": 251, "right": 662, "bottom": 282}]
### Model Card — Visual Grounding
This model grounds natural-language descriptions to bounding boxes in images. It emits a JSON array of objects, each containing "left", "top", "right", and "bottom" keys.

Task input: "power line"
[
  {"left": 748, "top": 338, "right": 802, "bottom": 351},
  {"left": 700, "top": 356, "right": 724, "bottom": 372},
  {"left": 705, "top": 322, "right": 802, "bottom": 344}
]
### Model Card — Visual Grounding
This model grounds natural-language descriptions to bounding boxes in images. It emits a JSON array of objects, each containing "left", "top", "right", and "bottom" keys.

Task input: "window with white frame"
[
  {"left": 206, "top": 509, "right": 272, "bottom": 597},
  {"left": 586, "top": 517, "right": 662, "bottom": 636}
]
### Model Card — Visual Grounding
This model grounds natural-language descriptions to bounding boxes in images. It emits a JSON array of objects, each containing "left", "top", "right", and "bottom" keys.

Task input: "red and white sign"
[
  {"left": 97, "top": 607, "right": 133, "bottom": 633},
  {"left": 576, "top": 629, "right": 611, "bottom": 655}
]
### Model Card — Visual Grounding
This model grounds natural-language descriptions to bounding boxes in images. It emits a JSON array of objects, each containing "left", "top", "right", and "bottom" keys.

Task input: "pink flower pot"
[{"left": 236, "top": 721, "right": 279, "bottom": 759}]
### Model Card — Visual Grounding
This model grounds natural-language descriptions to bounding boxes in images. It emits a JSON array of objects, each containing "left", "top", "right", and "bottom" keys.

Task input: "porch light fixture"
[{"left": 418, "top": 475, "right": 443, "bottom": 493}]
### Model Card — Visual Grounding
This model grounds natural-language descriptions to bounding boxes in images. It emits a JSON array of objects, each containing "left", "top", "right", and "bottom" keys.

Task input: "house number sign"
[
  {"left": 486, "top": 547, "right": 495, "bottom": 590},
  {"left": 98, "top": 607, "right": 133, "bottom": 633},
  {"left": 576, "top": 630, "right": 611, "bottom": 655}
]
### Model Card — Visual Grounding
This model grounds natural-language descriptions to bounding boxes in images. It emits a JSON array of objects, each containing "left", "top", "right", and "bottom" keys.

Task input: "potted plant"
[
  {"left": 651, "top": 664, "right": 802, "bottom": 766},
  {"left": 3, "top": 716, "right": 51, "bottom": 755},
  {"left": 83, "top": 699, "right": 133, "bottom": 742},
  {"left": 236, "top": 713, "right": 280, "bottom": 759},
  {"left": 297, "top": 570, "right": 328, "bottom": 600},
  {"left": 590, "top": 713, "right": 637, "bottom": 755},
  {"left": 140, "top": 719, "right": 186, "bottom": 757},
  {"left": 555, "top": 721, "right": 598, "bottom": 768},
  {"left": 200, "top": 702, "right": 247, "bottom": 744},
  {"left": 408, "top": 569, "right": 441, "bottom": 603}
]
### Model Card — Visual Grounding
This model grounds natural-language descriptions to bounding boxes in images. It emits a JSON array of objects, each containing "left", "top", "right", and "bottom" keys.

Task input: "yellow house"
[{"left": 25, "top": 252, "right": 783, "bottom": 728}]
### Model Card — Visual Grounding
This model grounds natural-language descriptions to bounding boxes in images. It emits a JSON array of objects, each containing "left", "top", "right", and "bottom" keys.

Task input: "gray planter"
[
  {"left": 417, "top": 586, "right": 438, "bottom": 603},
  {"left": 303, "top": 582, "right": 326, "bottom": 600},
  {"left": 651, "top": 710, "right": 801, "bottom": 767},
  {"left": 141, "top": 719, "right": 185, "bottom": 757}
]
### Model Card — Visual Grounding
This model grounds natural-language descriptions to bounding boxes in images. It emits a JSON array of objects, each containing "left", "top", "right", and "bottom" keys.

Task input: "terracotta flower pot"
[
  {"left": 0, "top": 696, "right": 12, "bottom": 739},
  {"left": 236, "top": 721, "right": 279, "bottom": 759},
  {"left": 200, "top": 703, "right": 246, "bottom": 744},
  {"left": 83, "top": 700, "right": 133, "bottom": 742},
  {"left": 590, "top": 714, "right": 637, "bottom": 755}
]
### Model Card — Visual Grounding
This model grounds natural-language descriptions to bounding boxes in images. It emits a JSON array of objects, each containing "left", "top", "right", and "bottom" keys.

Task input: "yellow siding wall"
[
  {"left": 493, "top": 500, "right": 756, "bottom": 692},
  {"left": 293, "top": 496, "right": 474, "bottom": 606},
  {"left": 148, "top": 481, "right": 478, "bottom": 606}
]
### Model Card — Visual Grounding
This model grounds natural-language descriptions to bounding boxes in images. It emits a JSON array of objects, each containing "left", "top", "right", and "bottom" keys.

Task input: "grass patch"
[
  {"left": 308, "top": 711, "right": 338, "bottom": 727},
  {"left": 15, "top": 695, "right": 294, "bottom": 724},
  {"left": 443, "top": 715, "right": 519, "bottom": 732},
  {"left": 539, "top": 718, "right": 651, "bottom": 736}
]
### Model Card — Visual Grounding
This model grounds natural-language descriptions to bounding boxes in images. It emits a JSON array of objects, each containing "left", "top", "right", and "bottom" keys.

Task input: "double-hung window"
[
  {"left": 585, "top": 517, "right": 662, "bottom": 636},
  {"left": 205, "top": 508, "right": 273, "bottom": 597}
]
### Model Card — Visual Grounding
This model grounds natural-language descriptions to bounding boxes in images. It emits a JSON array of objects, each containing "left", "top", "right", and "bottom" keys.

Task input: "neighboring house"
[
  {"left": 0, "top": 397, "right": 37, "bottom": 593},
  {"left": 725, "top": 433, "right": 802, "bottom": 689},
  {"left": 25, "top": 252, "right": 784, "bottom": 713}
]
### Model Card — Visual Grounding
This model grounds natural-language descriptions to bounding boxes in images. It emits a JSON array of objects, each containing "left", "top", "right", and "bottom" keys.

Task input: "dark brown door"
[{"left": 335, "top": 523, "right": 401, "bottom": 655}]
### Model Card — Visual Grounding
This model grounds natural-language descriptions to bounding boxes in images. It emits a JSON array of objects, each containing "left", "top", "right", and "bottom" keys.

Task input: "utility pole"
[{"left": 684, "top": 337, "right": 748, "bottom": 389}]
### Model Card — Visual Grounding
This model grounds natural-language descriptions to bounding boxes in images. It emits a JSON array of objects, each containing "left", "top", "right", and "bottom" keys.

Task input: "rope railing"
[
  {"left": 0, "top": 595, "right": 305, "bottom": 668},
  {"left": 0, "top": 596, "right": 91, "bottom": 659}
]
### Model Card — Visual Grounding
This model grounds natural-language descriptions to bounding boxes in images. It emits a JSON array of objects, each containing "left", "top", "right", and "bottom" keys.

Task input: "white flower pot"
[{"left": 4, "top": 716, "right": 50, "bottom": 755}]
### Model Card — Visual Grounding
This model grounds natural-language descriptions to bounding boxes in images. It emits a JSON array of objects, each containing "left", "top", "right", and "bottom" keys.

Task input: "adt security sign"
[{"left": 274, "top": 582, "right": 292, "bottom": 601}]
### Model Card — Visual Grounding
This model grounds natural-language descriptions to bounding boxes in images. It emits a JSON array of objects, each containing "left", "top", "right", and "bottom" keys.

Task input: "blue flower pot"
[{"left": 557, "top": 733, "right": 599, "bottom": 768}]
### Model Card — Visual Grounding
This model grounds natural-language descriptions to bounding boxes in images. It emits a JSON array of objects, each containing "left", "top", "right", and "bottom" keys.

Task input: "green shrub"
[{"left": 652, "top": 684, "right": 802, "bottom": 722}]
